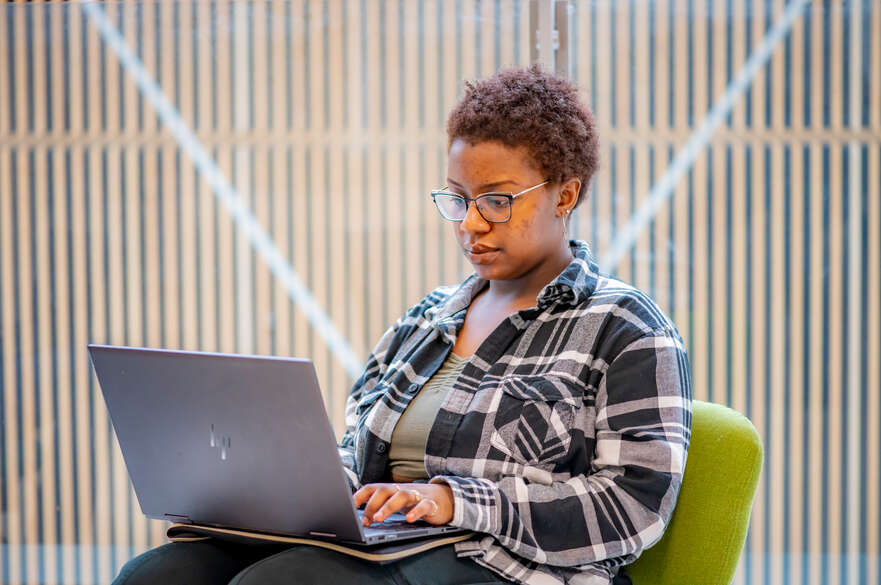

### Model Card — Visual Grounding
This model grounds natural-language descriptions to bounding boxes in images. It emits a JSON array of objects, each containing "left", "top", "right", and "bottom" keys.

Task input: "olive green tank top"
[{"left": 387, "top": 351, "right": 469, "bottom": 480}]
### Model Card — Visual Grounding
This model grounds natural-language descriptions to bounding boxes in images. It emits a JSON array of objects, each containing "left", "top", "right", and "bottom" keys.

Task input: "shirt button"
[
  {"left": 407, "top": 383, "right": 419, "bottom": 394},
  {"left": 376, "top": 443, "right": 387, "bottom": 454}
]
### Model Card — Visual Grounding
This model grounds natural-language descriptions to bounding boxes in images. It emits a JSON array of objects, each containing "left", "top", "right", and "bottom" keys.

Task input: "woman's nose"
[{"left": 461, "top": 200, "right": 491, "bottom": 233}]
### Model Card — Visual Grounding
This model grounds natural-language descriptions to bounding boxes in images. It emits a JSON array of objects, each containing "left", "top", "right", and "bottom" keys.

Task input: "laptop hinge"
[
  {"left": 164, "top": 513, "right": 193, "bottom": 524},
  {"left": 308, "top": 530, "right": 336, "bottom": 538}
]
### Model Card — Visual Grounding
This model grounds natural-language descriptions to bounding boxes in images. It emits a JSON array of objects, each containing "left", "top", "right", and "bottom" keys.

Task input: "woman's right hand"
[{"left": 353, "top": 482, "right": 454, "bottom": 526}]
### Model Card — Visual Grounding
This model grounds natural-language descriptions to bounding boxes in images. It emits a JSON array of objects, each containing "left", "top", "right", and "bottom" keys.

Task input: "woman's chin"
[{"left": 470, "top": 263, "right": 509, "bottom": 281}]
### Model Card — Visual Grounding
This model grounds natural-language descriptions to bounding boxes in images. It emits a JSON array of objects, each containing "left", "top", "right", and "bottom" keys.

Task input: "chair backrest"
[{"left": 624, "top": 400, "right": 763, "bottom": 585}]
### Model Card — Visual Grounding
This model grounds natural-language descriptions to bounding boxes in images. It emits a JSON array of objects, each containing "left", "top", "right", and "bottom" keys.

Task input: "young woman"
[{"left": 114, "top": 65, "right": 692, "bottom": 585}]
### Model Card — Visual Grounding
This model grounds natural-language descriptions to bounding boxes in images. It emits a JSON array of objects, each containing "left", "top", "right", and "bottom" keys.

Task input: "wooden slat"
[
  {"left": 160, "top": 1, "right": 181, "bottom": 352},
  {"left": 196, "top": 1, "right": 213, "bottom": 132},
  {"left": 790, "top": 0, "right": 805, "bottom": 131},
  {"left": 306, "top": 0, "right": 329, "bottom": 405},
  {"left": 750, "top": 0, "right": 767, "bottom": 130},
  {"left": 844, "top": 141, "right": 862, "bottom": 585},
  {"left": 654, "top": 0, "right": 670, "bottom": 131},
  {"left": 105, "top": 143, "right": 130, "bottom": 577},
  {"left": 215, "top": 146, "right": 236, "bottom": 354},
  {"left": 233, "top": 0, "right": 253, "bottom": 355},
  {"left": 161, "top": 142, "right": 182, "bottom": 349},
  {"left": 198, "top": 160, "right": 218, "bottom": 353},
  {"left": 216, "top": 0, "right": 232, "bottom": 134},
  {"left": 809, "top": 0, "right": 823, "bottom": 132},
  {"left": 269, "top": 0, "right": 287, "bottom": 134},
  {"left": 253, "top": 0, "right": 269, "bottom": 132},
  {"left": 672, "top": 1, "right": 688, "bottom": 131},
  {"left": 121, "top": 139, "right": 148, "bottom": 553},
  {"left": 0, "top": 146, "right": 22, "bottom": 585},
  {"left": 403, "top": 0, "right": 423, "bottom": 310},
  {"left": 651, "top": 144, "right": 671, "bottom": 317},
  {"left": 788, "top": 142, "right": 806, "bottom": 585},
  {"left": 499, "top": 0, "right": 515, "bottom": 68},
  {"left": 614, "top": 0, "right": 630, "bottom": 130},
  {"left": 141, "top": 0, "right": 159, "bottom": 132},
  {"left": 690, "top": 148, "right": 708, "bottom": 402},
  {"left": 769, "top": 0, "right": 785, "bottom": 132},
  {"left": 364, "top": 0, "right": 384, "bottom": 339},
  {"left": 479, "top": 0, "right": 494, "bottom": 77},
  {"left": 440, "top": 0, "right": 460, "bottom": 286},
  {"left": 710, "top": 144, "right": 727, "bottom": 405},
  {"left": 271, "top": 145, "right": 291, "bottom": 358},
  {"left": 179, "top": 152, "right": 199, "bottom": 353},
  {"left": 0, "top": 2, "right": 9, "bottom": 137},
  {"left": 34, "top": 144, "right": 61, "bottom": 583},
  {"left": 86, "top": 144, "right": 110, "bottom": 584},
  {"left": 143, "top": 144, "right": 162, "bottom": 350},
  {"left": 827, "top": 144, "right": 844, "bottom": 585},
  {"left": 71, "top": 144, "right": 95, "bottom": 584},
  {"left": 254, "top": 143, "right": 272, "bottom": 356},
  {"left": 613, "top": 145, "right": 632, "bottom": 284},
  {"left": 872, "top": 1, "right": 881, "bottom": 130},
  {"left": 326, "top": 0, "right": 347, "bottom": 421},
  {"left": 729, "top": 144, "right": 747, "bottom": 418},
  {"left": 344, "top": 0, "right": 365, "bottom": 359},
  {"left": 768, "top": 142, "right": 786, "bottom": 585},
  {"left": 866, "top": 142, "right": 881, "bottom": 585},
  {"left": 51, "top": 128, "right": 77, "bottom": 585},
  {"left": 829, "top": 0, "right": 843, "bottom": 131},
  {"left": 16, "top": 146, "right": 40, "bottom": 584},
  {"left": 633, "top": 1, "right": 650, "bottom": 131},
  {"left": 711, "top": 0, "right": 727, "bottom": 127},
  {"left": 291, "top": 143, "right": 309, "bottom": 359},
  {"left": 807, "top": 143, "right": 823, "bottom": 585},
  {"left": 747, "top": 143, "right": 766, "bottom": 585},
  {"left": 632, "top": 146, "right": 651, "bottom": 292}
]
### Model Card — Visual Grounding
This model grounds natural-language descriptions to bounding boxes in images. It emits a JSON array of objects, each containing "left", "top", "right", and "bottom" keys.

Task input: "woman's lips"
[{"left": 465, "top": 246, "right": 500, "bottom": 264}]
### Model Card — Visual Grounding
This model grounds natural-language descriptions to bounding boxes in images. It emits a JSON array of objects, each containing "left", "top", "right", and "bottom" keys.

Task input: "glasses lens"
[
  {"left": 432, "top": 193, "right": 467, "bottom": 220},
  {"left": 476, "top": 194, "right": 512, "bottom": 222}
]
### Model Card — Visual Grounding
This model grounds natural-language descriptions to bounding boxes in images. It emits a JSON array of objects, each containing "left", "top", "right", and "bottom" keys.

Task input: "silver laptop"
[{"left": 87, "top": 344, "right": 466, "bottom": 545}]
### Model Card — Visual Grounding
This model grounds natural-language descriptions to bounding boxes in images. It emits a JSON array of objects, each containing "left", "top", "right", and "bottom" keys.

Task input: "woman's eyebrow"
[{"left": 446, "top": 178, "right": 518, "bottom": 191}]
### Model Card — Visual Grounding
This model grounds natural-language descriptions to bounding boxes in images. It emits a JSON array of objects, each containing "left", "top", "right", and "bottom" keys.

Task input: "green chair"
[{"left": 624, "top": 400, "right": 764, "bottom": 585}]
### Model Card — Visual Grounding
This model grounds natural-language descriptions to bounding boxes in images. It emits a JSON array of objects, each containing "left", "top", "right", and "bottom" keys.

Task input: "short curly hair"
[{"left": 446, "top": 64, "right": 599, "bottom": 209}]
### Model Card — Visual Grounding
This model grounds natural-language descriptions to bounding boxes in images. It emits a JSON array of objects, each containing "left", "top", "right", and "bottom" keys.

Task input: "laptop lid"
[{"left": 87, "top": 344, "right": 367, "bottom": 542}]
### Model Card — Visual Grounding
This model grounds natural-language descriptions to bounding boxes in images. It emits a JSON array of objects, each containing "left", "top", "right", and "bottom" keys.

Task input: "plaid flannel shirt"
[{"left": 338, "top": 240, "right": 693, "bottom": 585}]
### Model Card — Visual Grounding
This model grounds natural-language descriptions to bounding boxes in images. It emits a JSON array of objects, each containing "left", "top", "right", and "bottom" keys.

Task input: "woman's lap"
[
  {"left": 230, "top": 543, "right": 509, "bottom": 585},
  {"left": 114, "top": 540, "right": 511, "bottom": 585},
  {"left": 111, "top": 540, "right": 291, "bottom": 585}
]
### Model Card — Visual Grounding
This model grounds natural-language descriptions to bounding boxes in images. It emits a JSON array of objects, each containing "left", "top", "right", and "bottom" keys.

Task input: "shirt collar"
[{"left": 431, "top": 239, "right": 599, "bottom": 327}]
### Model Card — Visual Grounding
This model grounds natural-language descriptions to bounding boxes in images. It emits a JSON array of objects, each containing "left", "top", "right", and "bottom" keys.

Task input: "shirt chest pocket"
[{"left": 489, "top": 375, "right": 580, "bottom": 466}]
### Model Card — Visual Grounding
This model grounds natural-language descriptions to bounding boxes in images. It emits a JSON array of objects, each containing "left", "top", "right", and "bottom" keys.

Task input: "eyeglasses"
[{"left": 430, "top": 180, "right": 549, "bottom": 223}]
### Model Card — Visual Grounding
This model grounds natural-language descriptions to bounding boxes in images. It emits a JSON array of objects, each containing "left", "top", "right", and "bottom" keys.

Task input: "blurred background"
[{"left": 0, "top": 0, "right": 879, "bottom": 583}]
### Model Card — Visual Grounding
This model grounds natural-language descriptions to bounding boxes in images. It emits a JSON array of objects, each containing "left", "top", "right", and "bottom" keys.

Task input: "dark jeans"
[{"left": 112, "top": 540, "right": 512, "bottom": 585}]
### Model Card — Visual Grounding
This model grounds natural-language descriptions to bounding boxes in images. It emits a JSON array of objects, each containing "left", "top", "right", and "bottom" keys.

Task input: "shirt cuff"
[{"left": 429, "top": 475, "right": 500, "bottom": 535}]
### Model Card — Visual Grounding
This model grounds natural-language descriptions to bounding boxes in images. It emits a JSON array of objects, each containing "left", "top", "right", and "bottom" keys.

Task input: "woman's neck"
[{"left": 484, "top": 240, "right": 574, "bottom": 307}]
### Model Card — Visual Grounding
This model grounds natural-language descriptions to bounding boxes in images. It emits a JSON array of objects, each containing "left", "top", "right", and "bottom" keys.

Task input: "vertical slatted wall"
[{"left": 0, "top": 1, "right": 878, "bottom": 584}]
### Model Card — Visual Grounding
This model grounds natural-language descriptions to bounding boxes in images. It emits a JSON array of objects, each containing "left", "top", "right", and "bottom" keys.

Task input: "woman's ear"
[{"left": 556, "top": 178, "right": 582, "bottom": 217}]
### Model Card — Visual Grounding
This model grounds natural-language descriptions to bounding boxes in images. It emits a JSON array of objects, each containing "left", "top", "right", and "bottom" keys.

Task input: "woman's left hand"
[{"left": 353, "top": 482, "right": 454, "bottom": 526}]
